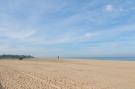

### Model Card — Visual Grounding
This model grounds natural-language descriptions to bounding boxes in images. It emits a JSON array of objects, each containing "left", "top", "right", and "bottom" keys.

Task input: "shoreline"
[{"left": 1, "top": 57, "right": 135, "bottom": 62}]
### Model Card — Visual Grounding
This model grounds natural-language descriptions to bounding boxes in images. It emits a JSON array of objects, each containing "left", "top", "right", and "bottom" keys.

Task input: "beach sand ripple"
[{"left": 0, "top": 59, "right": 135, "bottom": 89}]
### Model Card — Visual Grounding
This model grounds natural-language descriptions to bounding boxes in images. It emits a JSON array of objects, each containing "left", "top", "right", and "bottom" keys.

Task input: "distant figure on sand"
[
  {"left": 58, "top": 56, "right": 59, "bottom": 60},
  {"left": 19, "top": 57, "right": 23, "bottom": 60}
]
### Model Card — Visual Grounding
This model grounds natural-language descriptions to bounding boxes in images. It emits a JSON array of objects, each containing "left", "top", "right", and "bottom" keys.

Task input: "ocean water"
[{"left": 63, "top": 57, "right": 135, "bottom": 61}]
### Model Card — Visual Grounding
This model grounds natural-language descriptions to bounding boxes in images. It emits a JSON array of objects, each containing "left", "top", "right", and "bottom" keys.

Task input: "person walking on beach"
[{"left": 58, "top": 56, "right": 60, "bottom": 61}]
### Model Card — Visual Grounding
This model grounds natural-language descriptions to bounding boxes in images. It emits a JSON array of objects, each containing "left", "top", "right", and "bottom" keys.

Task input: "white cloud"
[
  {"left": 44, "top": 32, "right": 100, "bottom": 44},
  {"left": 84, "top": 33, "right": 94, "bottom": 39},
  {"left": 105, "top": 4, "right": 113, "bottom": 12},
  {"left": 0, "top": 27, "right": 37, "bottom": 39},
  {"left": 6, "top": 30, "right": 37, "bottom": 39},
  {"left": 80, "top": 32, "right": 98, "bottom": 41},
  {"left": 24, "top": 31, "right": 99, "bottom": 45}
]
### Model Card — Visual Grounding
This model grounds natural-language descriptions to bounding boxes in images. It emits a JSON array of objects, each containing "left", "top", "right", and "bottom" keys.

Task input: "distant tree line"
[{"left": 0, "top": 54, "right": 34, "bottom": 59}]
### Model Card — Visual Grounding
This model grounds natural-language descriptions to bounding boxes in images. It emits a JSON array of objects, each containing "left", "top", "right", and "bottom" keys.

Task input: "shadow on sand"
[{"left": 0, "top": 83, "right": 4, "bottom": 89}]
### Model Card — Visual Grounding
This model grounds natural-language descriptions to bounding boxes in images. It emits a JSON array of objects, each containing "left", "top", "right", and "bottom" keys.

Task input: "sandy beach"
[{"left": 0, "top": 59, "right": 135, "bottom": 89}]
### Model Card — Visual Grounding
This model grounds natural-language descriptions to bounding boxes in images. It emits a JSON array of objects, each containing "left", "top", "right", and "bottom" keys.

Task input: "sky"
[{"left": 0, "top": 0, "right": 135, "bottom": 57}]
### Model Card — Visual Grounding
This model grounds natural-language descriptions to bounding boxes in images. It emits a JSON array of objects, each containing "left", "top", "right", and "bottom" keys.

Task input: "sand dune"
[{"left": 0, "top": 59, "right": 135, "bottom": 89}]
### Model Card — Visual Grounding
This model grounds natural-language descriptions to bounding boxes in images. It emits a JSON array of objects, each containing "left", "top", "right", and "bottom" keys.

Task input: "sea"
[{"left": 62, "top": 57, "right": 135, "bottom": 61}]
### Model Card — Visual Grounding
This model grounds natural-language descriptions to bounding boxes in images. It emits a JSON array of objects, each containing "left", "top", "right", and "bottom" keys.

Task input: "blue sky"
[{"left": 0, "top": 0, "right": 135, "bottom": 57}]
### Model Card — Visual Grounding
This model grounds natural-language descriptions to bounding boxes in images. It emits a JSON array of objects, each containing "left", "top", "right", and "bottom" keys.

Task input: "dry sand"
[{"left": 0, "top": 59, "right": 135, "bottom": 89}]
